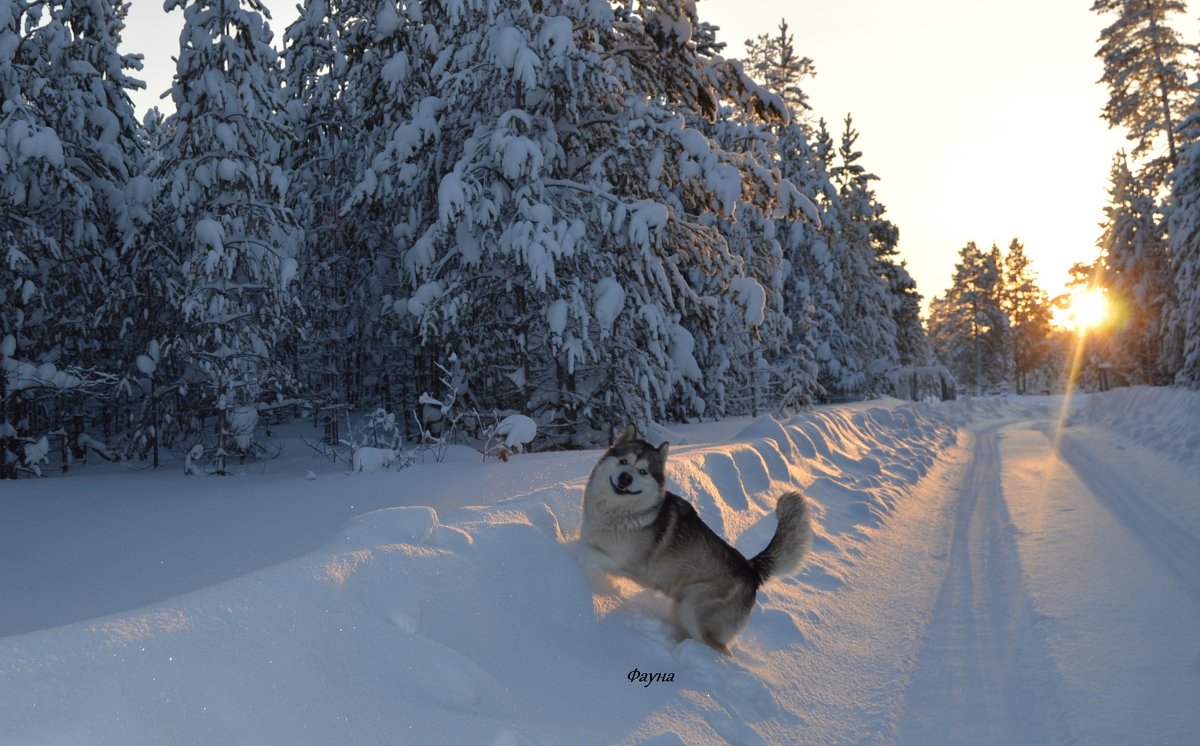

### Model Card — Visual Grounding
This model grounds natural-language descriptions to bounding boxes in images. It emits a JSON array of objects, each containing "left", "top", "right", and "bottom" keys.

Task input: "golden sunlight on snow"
[
  {"left": 88, "top": 610, "right": 192, "bottom": 646},
  {"left": 319, "top": 549, "right": 374, "bottom": 586}
]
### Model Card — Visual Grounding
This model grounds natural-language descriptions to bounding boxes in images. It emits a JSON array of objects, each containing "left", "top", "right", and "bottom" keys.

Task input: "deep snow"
[{"left": 1, "top": 388, "right": 1198, "bottom": 744}]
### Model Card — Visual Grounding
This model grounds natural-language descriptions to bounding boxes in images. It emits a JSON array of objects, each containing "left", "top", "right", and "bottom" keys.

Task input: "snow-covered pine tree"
[
  {"left": 985, "top": 241, "right": 1014, "bottom": 385},
  {"left": 1092, "top": 0, "right": 1196, "bottom": 386},
  {"left": 784, "top": 118, "right": 856, "bottom": 398},
  {"left": 1001, "top": 238, "right": 1053, "bottom": 393},
  {"left": 154, "top": 0, "right": 302, "bottom": 451},
  {"left": 830, "top": 116, "right": 931, "bottom": 371},
  {"left": 743, "top": 18, "right": 815, "bottom": 125},
  {"left": 1, "top": 0, "right": 65, "bottom": 475},
  {"left": 279, "top": 0, "right": 380, "bottom": 408},
  {"left": 927, "top": 241, "right": 1010, "bottom": 395},
  {"left": 311, "top": 0, "right": 437, "bottom": 413},
  {"left": 670, "top": 15, "right": 824, "bottom": 419},
  {"left": 1092, "top": 0, "right": 1195, "bottom": 185},
  {"left": 736, "top": 18, "right": 829, "bottom": 408},
  {"left": 884, "top": 259, "right": 931, "bottom": 369},
  {"left": 692, "top": 111, "right": 791, "bottom": 418},
  {"left": 353, "top": 0, "right": 806, "bottom": 442},
  {"left": 1168, "top": 83, "right": 1200, "bottom": 388},
  {"left": 824, "top": 114, "right": 900, "bottom": 394},
  {"left": 1099, "top": 152, "right": 1176, "bottom": 384},
  {"left": 769, "top": 135, "right": 829, "bottom": 406},
  {"left": 1, "top": 0, "right": 146, "bottom": 473},
  {"left": 924, "top": 294, "right": 962, "bottom": 389},
  {"left": 98, "top": 103, "right": 182, "bottom": 457}
]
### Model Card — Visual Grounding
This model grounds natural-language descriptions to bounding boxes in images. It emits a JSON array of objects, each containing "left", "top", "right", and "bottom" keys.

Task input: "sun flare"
[{"left": 1054, "top": 288, "right": 1109, "bottom": 332}]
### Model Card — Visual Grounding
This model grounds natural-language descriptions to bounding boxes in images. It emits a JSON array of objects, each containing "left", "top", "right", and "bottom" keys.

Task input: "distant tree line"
[
  {"left": 925, "top": 239, "right": 1055, "bottom": 396},
  {"left": 1, "top": 2, "right": 932, "bottom": 475}
]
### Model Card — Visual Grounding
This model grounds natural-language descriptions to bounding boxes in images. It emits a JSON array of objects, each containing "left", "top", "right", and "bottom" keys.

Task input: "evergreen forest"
[{"left": 2, "top": 1, "right": 935, "bottom": 474}]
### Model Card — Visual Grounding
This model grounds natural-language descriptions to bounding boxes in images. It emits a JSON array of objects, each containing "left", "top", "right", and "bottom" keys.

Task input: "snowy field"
[{"left": 2, "top": 388, "right": 1199, "bottom": 744}]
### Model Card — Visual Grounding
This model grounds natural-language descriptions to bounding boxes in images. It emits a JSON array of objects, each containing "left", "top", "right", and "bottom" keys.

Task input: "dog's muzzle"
[{"left": 611, "top": 471, "right": 641, "bottom": 496}]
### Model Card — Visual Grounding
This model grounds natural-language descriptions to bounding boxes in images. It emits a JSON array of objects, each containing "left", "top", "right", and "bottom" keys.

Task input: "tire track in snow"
[{"left": 897, "top": 423, "right": 1068, "bottom": 744}]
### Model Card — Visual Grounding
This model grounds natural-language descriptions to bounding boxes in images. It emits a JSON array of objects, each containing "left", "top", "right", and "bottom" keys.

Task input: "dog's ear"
[
  {"left": 614, "top": 423, "right": 638, "bottom": 444},
  {"left": 657, "top": 441, "right": 669, "bottom": 459}
]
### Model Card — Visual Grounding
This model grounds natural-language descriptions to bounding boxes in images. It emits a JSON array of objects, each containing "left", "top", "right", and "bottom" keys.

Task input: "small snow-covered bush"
[
  {"left": 482, "top": 413, "right": 537, "bottom": 462},
  {"left": 344, "top": 409, "right": 415, "bottom": 473},
  {"left": 351, "top": 446, "right": 400, "bottom": 474},
  {"left": 413, "top": 358, "right": 470, "bottom": 463}
]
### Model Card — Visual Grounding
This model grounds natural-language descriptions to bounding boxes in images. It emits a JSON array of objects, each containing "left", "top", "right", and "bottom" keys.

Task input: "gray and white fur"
[{"left": 581, "top": 424, "right": 812, "bottom": 653}]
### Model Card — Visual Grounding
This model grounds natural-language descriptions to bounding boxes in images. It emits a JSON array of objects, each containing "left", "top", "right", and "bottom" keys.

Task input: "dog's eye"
[
  {"left": 638, "top": 468, "right": 648, "bottom": 476},
  {"left": 618, "top": 458, "right": 628, "bottom": 465}
]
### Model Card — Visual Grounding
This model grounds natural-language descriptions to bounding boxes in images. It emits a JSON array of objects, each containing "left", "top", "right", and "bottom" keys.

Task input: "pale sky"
[
  {"left": 121, "top": 0, "right": 1147, "bottom": 304},
  {"left": 702, "top": 0, "right": 1141, "bottom": 305}
]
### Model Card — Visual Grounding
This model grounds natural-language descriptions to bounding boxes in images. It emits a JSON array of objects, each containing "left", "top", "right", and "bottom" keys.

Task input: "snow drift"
[{"left": 1, "top": 401, "right": 957, "bottom": 744}]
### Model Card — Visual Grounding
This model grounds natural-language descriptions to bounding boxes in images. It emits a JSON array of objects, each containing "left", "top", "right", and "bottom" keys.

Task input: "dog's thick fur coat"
[{"left": 581, "top": 424, "right": 812, "bottom": 652}]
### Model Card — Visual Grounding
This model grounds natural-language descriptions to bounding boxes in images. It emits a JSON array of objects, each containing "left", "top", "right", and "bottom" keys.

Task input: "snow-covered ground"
[{"left": 2, "top": 388, "right": 1198, "bottom": 744}]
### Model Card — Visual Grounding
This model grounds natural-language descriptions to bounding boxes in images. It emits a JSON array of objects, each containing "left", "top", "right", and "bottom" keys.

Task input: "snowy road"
[
  {"left": 897, "top": 423, "right": 1068, "bottom": 743},
  {"left": 997, "top": 419, "right": 1200, "bottom": 745},
  {"left": 896, "top": 413, "right": 1200, "bottom": 744}
]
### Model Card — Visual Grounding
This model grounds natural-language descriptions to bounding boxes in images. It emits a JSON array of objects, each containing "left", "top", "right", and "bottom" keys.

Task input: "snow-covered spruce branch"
[
  {"left": 204, "top": 199, "right": 294, "bottom": 216},
  {"left": 541, "top": 178, "right": 620, "bottom": 204},
  {"left": 560, "top": 114, "right": 622, "bottom": 133},
  {"left": 1, "top": 364, "right": 122, "bottom": 403},
  {"left": 211, "top": 235, "right": 293, "bottom": 257},
  {"left": 178, "top": 348, "right": 274, "bottom": 366},
  {"left": 398, "top": 272, "right": 526, "bottom": 325},
  {"left": 0, "top": 211, "right": 63, "bottom": 236},
  {"left": 601, "top": 43, "right": 658, "bottom": 60},
  {"left": 178, "top": 307, "right": 284, "bottom": 327}
]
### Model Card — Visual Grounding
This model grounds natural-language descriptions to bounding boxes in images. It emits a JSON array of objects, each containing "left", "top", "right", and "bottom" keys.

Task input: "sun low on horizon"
[{"left": 1053, "top": 287, "right": 1110, "bottom": 333}]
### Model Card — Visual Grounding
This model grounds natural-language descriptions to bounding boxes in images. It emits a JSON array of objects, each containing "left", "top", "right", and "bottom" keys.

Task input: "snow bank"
[
  {"left": 0, "top": 402, "right": 957, "bottom": 744},
  {"left": 1068, "top": 386, "right": 1200, "bottom": 539},
  {"left": 1072, "top": 386, "right": 1200, "bottom": 473}
]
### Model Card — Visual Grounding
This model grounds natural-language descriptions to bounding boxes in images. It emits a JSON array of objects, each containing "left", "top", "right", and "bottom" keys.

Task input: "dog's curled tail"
[{"left": 749, "top": 491, "right": 811, "bottom": 585}]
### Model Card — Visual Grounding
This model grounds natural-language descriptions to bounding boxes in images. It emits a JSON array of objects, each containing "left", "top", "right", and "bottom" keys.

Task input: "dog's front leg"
[{"left": 565, "top": 538, "right": 626, "bottom": 574}]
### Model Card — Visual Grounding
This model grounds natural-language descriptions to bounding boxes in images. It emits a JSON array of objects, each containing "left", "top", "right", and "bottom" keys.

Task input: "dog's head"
[{"left": 589, "top": 424, "right": 668, "bottom": 499}]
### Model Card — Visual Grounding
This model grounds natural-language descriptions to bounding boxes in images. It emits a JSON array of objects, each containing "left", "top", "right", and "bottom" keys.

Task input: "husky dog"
[{"left": 581, "top": 424, "right": 811, "bottom": 652}]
